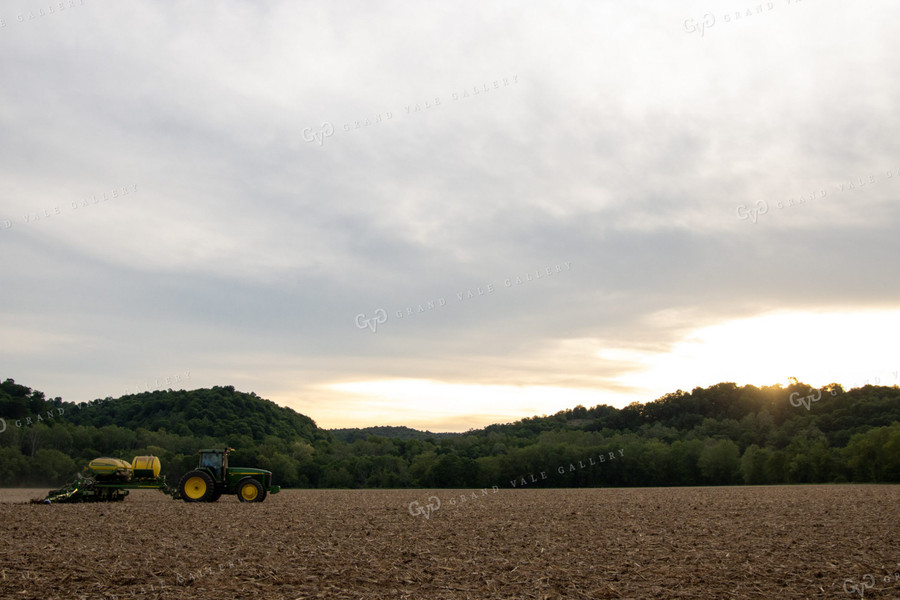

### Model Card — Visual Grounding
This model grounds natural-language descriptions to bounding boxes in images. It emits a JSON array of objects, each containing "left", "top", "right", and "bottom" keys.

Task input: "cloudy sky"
[{"left": 2, "top": 0, "right": 899, "bottom": 432}]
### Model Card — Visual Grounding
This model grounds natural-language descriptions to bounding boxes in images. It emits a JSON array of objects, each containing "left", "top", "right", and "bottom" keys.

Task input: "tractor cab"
[{"left": 198, "top": 448, "right": 228, "bottom": 481}]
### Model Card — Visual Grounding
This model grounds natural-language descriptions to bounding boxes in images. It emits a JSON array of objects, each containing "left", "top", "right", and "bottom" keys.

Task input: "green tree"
[
  {"left": 698, "top": 439, "right": 740, "bottom": 484},
  {"left": 321, "top": 465, "right": 355, "bottom": 488},
  {"left": 668, "top": 439, "right": 704, "bottom": 484},
  {"left": 260, "top": 452, "right": 300, "bottom": 487},
  {"left": 883, "top": 423, "right": 900, "bottom": 482},
  {"left": 425, "top": 454, "right": 479, "bottom": 487},
  {"left": 764, "top": 449, "right": 789, "bottom": 483},
  {"left": 843, "top": 425, "right": 897, "bottom": 482},
  {"left": 741, "top": 444, "right": 770, "bottom": 484},
  {"left": 30, "top": 449, "right": 78, "bottom": 485},
  {"left": 0, "top": 447, "right": 29, "bottom": 485}
]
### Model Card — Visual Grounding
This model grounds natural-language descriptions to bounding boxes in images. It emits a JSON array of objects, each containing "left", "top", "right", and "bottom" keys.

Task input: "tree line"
[{"left": 1, "top": 378, "right": 898, "bottom": 488}]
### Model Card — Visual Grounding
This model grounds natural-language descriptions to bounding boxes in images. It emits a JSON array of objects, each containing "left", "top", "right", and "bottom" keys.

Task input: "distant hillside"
[
  {"left": 57, "top": 385, "right": 327, "bottom": 443},
  {"left": 330, "top": 425, "right": 460, "bottom": 442},
  {"left": 474, "top": 382, "right": 900, "bottom": 447},
  {"left": 2, "top": 378, "right": 899, "bottom": 489}
]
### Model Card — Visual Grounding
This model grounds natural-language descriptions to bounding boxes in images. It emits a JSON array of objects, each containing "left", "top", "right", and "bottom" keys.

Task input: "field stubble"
[{"left": 0, "top": 485, "right": 897, "bottom": 599}]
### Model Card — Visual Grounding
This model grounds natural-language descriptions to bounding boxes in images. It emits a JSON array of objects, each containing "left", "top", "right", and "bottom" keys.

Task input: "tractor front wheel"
[
  {"left": 179, "top": 471, "right": 214, "bottom": 502},
  {"left": 236, "top": 478, "right": 264, "bottom": 503}
]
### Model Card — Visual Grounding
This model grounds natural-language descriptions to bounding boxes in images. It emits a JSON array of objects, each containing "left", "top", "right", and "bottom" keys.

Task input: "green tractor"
[{"left": 178, "top": 448, "right": 280, "bottom": 503}]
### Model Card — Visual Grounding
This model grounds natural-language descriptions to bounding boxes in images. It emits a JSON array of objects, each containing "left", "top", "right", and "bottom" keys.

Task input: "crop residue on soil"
[{"left": 0, "top": 485, "right": 897, "bottom": 599}]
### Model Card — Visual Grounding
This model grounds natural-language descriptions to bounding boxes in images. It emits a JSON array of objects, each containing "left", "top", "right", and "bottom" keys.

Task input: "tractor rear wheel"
[
  {"left": 207, "top": 490, "right": 222, "bottom": 502},
  {"left": 179, "top": 471, "right": 215, "bottom": 502},
  {"left": 236, "top": 478, "right": 264, "bottom": 503}
]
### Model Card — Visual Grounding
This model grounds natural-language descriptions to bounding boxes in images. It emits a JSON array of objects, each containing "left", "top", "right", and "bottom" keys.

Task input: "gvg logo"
[
  {"left": 684, "top": 2, "right": 778, "bottom": 37},
  {"left": 737, "top": 166, "right": 900, "bottom": 224},
  {"left": 789, "top": 387, "right": 822, "bottom": 411},
  {"left": 408, "top": 495, "right": 441, "bottom": 520},
  {"left": 301, "top": 122, "right": 334, "bottom": 146},
  {"left": 0, "top": 418, "right": 6, "bottom": 433},
  {"left": 683, "top": 13, "right": 715, "bottom": 37},
  {"left": 844, "top": 574, "right": 875, "bottom": 598},
  {"left": 355, "top": 261, "right": 572, "bottom": 334},
  {"left": 736, "top": 200, "right": 768, "bottom": 224},
  {"left": 302, "top": 74, "right": 517, "bottom": 149},
  {"left": 355, "top": 309, "right": 387, "bottom": 332},
  {"left": 842, "top": 571, "right": 900, "bottom": 598}
]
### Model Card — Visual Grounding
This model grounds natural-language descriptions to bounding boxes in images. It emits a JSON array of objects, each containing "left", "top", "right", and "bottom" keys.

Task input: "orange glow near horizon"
[{"left": 282, "top": 309, "right": 900, "bottom": 432}]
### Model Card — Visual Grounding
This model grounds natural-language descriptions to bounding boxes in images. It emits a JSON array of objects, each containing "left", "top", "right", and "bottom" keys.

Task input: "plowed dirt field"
[{"left": 1, "top": 486, "right": 897, "bottom": 599}]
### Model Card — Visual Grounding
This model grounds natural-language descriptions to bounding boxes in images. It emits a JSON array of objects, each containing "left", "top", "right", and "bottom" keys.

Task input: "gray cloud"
[{"left": 1, "top": 0, "right": 898, "bottom": 429}]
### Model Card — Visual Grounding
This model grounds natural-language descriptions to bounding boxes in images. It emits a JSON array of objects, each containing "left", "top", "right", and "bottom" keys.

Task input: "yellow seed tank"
[
  {"left": 87, "top": 457, "right": 133, "bottom": 479},
  {"left": 132, "top": 456, "right": 161, "bottom": 479}
]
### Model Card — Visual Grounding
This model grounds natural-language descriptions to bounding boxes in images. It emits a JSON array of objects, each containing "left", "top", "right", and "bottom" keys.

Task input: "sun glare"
[
  {"left": 616, "top": 309, "right": 900, "bottom": 395},
  {"left": 311, "top": 309, "right": 900, "bottom": 431}
]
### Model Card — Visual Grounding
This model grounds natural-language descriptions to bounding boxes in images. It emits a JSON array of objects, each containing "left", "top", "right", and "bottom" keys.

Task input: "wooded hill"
[
  {"left": 1, "top": 378, "right": 898, "bottom": 488},
  {"left": 330, "top": 426, "right": 460, "bottom": 443}
]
